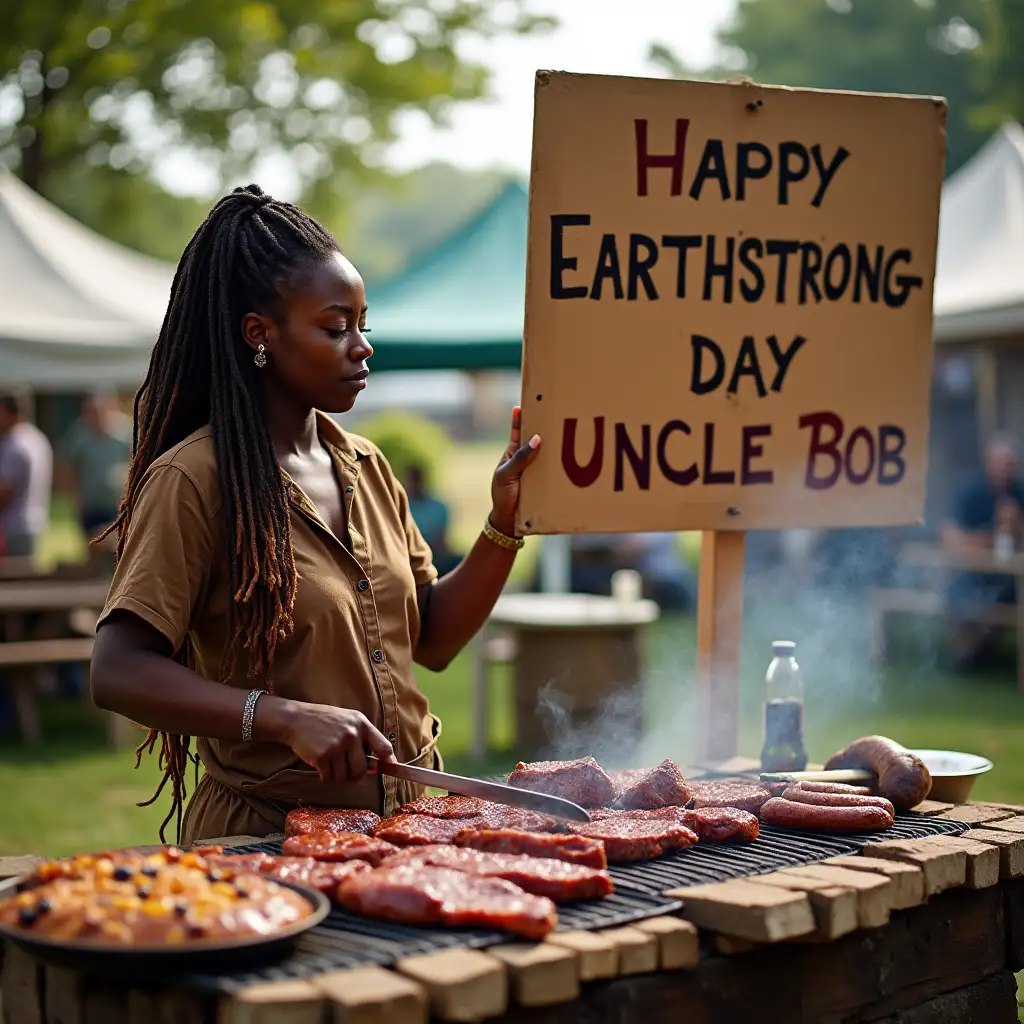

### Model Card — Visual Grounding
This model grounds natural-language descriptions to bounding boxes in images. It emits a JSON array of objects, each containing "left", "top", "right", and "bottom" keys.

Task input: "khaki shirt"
[{"left": 98, "top": 413, "right": 441, "bottom": 844}]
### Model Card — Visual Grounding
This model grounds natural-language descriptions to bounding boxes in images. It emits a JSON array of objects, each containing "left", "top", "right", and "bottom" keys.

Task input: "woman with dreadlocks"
[{"left": 90, "top": 185, "right": 540, "bottom": 845}]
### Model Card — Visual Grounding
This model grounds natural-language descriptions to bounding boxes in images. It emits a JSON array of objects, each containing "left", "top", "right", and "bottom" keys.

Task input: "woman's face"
[{"left": 246, "top": 250, "right": 373, "bottom": 414}]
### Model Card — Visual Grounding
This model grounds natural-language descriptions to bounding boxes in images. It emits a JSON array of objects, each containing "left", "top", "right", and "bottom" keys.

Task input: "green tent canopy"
[{"left": 366, "top": 180, "right": 528, "bottom": 372}]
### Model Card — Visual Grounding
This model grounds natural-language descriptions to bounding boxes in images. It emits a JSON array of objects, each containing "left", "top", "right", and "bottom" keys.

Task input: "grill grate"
[
  {"left": 607, "top": 813, "right": 970, "bottom": 893},
  {"left": 183, "top": 813, "right": 971, "bottom": 994}
]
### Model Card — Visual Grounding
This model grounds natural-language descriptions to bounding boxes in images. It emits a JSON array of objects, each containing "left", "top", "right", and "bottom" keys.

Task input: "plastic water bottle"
[{"left": 760, "top": 640, "right": 808, "bottom": 773}]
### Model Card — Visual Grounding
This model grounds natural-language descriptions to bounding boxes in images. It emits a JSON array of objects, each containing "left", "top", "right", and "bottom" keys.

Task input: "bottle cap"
[{"left": 772, "top": 640, "right": 796, "bottom": 657}]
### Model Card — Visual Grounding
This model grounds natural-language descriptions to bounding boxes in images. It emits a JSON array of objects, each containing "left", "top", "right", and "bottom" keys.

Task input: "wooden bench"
[
  {"left": 868, "top": 587, "right": 1017, "bottom": 662},
  {"left": 0, "top": 637, "right": 95, "bottom": 744},
  {"left": 0, "top": 636, "right": 95, "bottom": 668},
  {"left": 0, "top": 631, "right": 138, "bottom": 748}
]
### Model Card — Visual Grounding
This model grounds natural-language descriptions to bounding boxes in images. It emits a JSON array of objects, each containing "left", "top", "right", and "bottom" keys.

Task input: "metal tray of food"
[{"left": 0, "top": 875, "right": 331, "bottom": 977}]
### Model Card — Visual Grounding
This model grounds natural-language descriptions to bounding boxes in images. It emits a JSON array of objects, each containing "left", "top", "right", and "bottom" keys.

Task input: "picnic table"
[
  {"left": 0, "top": 577, "right": 111, "bottom": 743},
  {"left": 869, "top": 543, "right": 1024, "bottom": 690}
]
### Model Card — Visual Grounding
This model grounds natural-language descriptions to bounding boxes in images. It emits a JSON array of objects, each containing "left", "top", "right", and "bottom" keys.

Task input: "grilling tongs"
[{"left": 366, "top": 755, "right": 592, "bottom": 823}]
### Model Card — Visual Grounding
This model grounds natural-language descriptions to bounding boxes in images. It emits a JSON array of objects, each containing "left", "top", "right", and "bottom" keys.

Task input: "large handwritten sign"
[{"left": 517, "top": 74, "right": 946, "bottom": 535}]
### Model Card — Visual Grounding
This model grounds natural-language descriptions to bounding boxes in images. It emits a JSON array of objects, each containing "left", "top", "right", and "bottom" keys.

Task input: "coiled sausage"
[{"left": 824, "top": 736, "right": 931, "bottom": 810}]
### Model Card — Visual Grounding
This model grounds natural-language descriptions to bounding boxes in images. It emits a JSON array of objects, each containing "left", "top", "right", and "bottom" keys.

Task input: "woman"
[{"left": 91, "top": 185, "right": 540, "bottom": 845}]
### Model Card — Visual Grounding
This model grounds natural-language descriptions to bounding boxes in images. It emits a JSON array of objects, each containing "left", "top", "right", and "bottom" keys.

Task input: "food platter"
[{"left": 0, "top": 875, "right": 331, "bottom": 977}]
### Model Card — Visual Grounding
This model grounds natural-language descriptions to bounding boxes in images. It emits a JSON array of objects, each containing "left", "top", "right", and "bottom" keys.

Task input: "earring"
[{"left": 254, "top": 343, "right": 267, "bottom": 368}]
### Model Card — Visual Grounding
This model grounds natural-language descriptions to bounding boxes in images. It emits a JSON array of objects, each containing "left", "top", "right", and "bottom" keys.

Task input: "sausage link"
[
  {"left": 790, "top": 780, "right": 873, "bottom": 796},
  {"left": 782, "top": 787, "right": 895, "bottom": 815},
  {"left": 823, "top": 736, "right": 931, "bottom": 810},
  {"left": 761, "top": 797, "right": 893, "bottom": 833}
]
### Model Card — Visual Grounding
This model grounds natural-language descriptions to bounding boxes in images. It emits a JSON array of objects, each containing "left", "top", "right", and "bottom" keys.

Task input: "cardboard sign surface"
[{"left": 517, "top": 73, "right": 946, "bottom": 535}]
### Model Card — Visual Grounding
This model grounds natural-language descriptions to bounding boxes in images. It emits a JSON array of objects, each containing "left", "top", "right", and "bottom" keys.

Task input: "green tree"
[
  {"left": 651, "top": 0, "right": 994, "bottom": 174},
  {"left": 2, "top": 0, "right": 551, "bottom": 197},
  {"left": 972, "top": 0, "right": 1024, "bottom": 130},
  {"left": 48, "top": 164, "right": 209, "bottom": 263}
]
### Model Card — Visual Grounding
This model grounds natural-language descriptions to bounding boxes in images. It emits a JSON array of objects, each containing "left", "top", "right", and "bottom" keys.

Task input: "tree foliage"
[
  {"left": 651, "top": 0, "right": 1021, "bottom": 174},
  {"left": 971, "top": 0, "right": 1024, "bottom": 131},
  {"left": 1, "top": 0, "right": 550, "bottom": 196}
]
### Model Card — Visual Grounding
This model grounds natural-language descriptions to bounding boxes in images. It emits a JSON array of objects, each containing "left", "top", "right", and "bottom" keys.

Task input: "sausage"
[
  {"left": 782, "top": 787, "right": 895, "bottom": 816},
  {"left": 789, "top": 780, "right": 874, "bottom": 796},
  {"left": 823, "top": 736, "right": 931, "bottom": 810},
  {"left": 761, "top": 797, "right": 893, "bottom": 833}
]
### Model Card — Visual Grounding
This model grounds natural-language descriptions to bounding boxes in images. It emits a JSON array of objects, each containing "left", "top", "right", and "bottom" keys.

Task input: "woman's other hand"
[
  {"left": 490, "top": 406, "right": 541, "bottom": 535},
  {"left": 272, "top": 703, "right": 396, "bottom": 783}
]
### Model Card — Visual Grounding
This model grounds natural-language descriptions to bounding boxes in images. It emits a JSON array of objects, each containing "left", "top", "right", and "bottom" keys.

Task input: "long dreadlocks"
[{"left": 100, "top": 184, "right": 342, "bottom": 841}]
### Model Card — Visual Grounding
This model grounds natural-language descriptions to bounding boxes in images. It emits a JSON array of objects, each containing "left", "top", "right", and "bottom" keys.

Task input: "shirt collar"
[{"left": 315, "top": 410, "right": 373, "bottom": 462}]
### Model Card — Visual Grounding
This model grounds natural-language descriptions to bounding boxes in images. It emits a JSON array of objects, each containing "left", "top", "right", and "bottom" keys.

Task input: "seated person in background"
[
  {"left": 941, "top": 434, "right": 1024, "bottom": 668},
  {"left": 404, "top": 464, "right": 460, "bottom": 576},
  {"left": 570, "top": 532, "right": 694, "bottom": 611}
]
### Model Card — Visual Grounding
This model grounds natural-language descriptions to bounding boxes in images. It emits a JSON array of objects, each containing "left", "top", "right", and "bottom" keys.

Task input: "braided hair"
[{"left": 100, "top": 184, "right": 342, "bottom": 841}]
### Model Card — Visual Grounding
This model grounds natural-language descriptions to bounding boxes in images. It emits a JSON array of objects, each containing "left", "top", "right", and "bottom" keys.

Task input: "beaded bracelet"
[{"left": 242, "top": 688, "right": 264, "bottom": 744}]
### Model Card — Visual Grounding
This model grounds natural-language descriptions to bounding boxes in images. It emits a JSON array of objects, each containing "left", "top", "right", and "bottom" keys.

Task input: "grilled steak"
[
  {"left": 476, "top": 804, "right": 561, "bottom": 832},
  {"left": 690, "top": 779, "right": 772, "bottom": 815},
  {"left": 567, "top": 819, "right": 698, "bottom": 862},
  {"left": 372, "top": 814, "right": 488, "bottom": 846},
  {"left": 201, "top": 852, "right": 273, "bottom": 873},
  {"left": 387, "top": 846, "right": 613, "bottom": 902},
  {"left": 611, "top": 760, "right": 692, "bottom": 810},
  {"left": 336, "top": 864, "right": 557, "bottom": 939},
  {"left": 397, "top": 795, "right": 486, "bottom": 819},
  {"left": 679, "top": 807, "right": 759, "bottom": 842},
  {"left": 261, "top": 857, "right": 370, "bottom": 895},
  {"left": 281, "top": 831, "right": 399, "bottom": 866},
  {"left": 392, "top": 796, "right": 558, "bottom": 832},
  {"left": 285, "top": 807, "right": 382, "bottom": 837},
  {"left": 453, "top": 828, "right": 607, "bottom": 869},
  {"left": 507, "top": 757, "right": 615, "bottom": 808},
  {"left": 205, "top": 852, "right": 371, "bottom": 897},
  {"left": 585, "top": 806, "right": 692, "bottom": 824}
]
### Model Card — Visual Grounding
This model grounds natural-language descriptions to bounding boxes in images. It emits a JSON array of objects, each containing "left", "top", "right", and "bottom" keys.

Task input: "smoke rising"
[{"left": 506, "top": 527, "right": 939, "bottom": 777}]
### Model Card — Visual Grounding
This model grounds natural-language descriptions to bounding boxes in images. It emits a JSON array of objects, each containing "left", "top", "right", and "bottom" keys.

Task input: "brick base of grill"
[{"left": 3, "top": 880, "right": 1021, "bottom": 1024}]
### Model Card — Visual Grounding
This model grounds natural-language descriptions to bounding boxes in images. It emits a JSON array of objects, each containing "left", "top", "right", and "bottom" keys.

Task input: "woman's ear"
[{"left": 241, "top": 312, "right": 275, "bottom": 355}]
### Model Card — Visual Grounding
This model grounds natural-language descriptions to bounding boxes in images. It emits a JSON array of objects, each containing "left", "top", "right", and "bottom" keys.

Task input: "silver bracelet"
[{"left": 241, "top": 688, "right": 264, "bottom": 744}]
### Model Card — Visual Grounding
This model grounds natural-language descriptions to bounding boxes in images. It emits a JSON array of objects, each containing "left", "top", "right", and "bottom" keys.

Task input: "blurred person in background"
[
  {"left": 568, "top": 532, "right": 693, "bottom": 611},
  {"left": 57, "top": 390, "right": 132, "bottom": 540},
  {"left": 403, "top": 463, "right": 459, "bottom": 576},
  {"left": 941, "top": 434, "right": 1024, "bottom": 668},
  {"left": 0, "top": 388, "right": 53, "bottom": 560}
]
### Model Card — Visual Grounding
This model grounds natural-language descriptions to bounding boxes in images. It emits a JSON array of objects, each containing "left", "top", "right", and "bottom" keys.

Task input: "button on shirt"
[{"left": 97, "top": 414, "right": 441, "bottom": 838}]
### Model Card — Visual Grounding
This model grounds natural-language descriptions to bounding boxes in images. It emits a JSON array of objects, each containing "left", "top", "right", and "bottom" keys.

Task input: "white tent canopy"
[
  {"left": 0, "top": 170, "right": 173, "bottom": 390},
  {"left": 933, "top": 122, "right": 1024, "bottom": 342}
]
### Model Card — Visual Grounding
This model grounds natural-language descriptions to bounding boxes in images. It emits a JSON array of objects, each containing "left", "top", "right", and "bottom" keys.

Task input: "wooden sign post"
[{"left": 517, "top": 72, "right": 946, "bottom": 761}]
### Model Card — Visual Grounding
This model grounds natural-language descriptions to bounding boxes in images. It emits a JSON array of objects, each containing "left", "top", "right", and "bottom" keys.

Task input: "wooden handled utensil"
[{"left": 759, "top": 768, "right": 876, "bottom": 785}]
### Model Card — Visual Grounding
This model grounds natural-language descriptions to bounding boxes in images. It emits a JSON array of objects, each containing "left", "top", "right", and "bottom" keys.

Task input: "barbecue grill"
[{"left": 182, "top": 812, "right": 969, "bottom": 995}]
